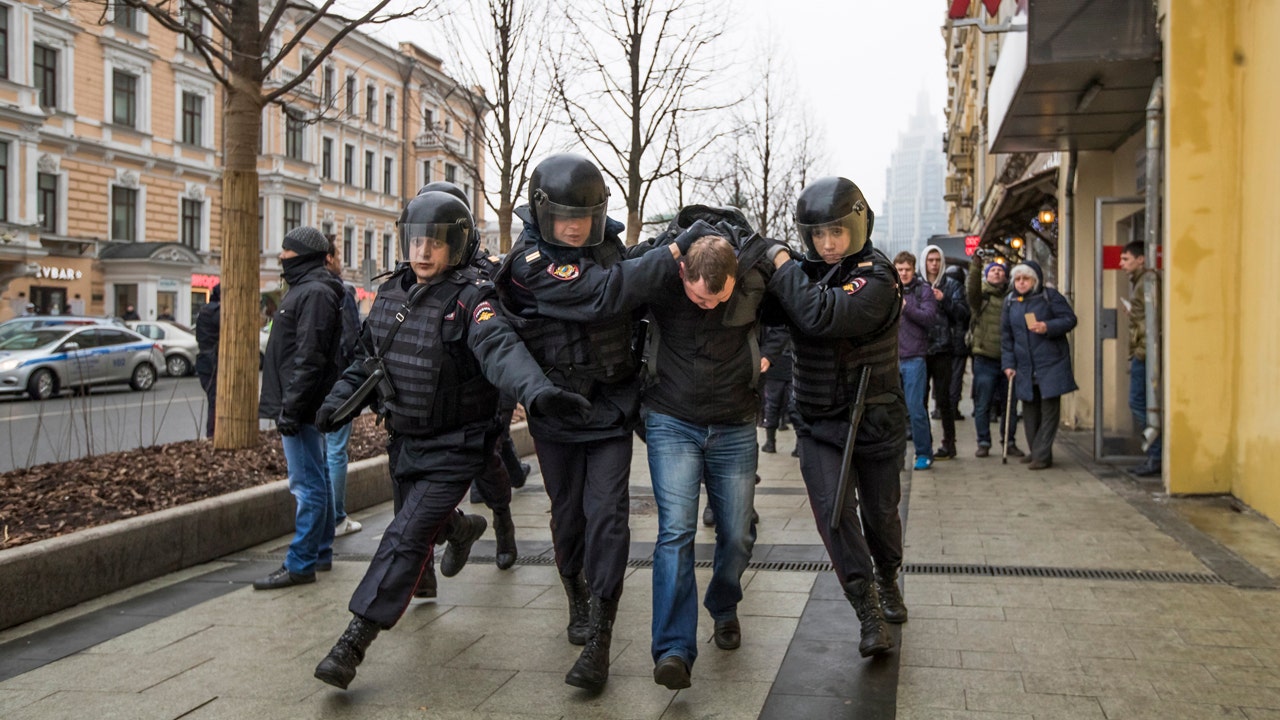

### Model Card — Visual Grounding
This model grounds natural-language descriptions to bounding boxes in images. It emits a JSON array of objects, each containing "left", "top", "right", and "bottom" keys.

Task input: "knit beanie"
[{"left": 282, "top": 226, "right": 330, "bottom": 256}]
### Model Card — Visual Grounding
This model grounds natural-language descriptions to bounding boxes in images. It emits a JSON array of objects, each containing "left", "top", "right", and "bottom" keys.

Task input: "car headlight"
[{"left": 0, "top": 358, "right": 20, "bottom": 372}]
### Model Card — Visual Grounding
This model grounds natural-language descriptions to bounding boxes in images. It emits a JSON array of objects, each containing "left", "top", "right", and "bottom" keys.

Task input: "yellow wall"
[{"left": 1165, "top": 0, "right": 1280, "bottom": 522}]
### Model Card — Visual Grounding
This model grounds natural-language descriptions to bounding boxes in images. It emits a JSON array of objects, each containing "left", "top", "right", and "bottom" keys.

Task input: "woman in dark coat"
[{"left": 1001, "top": 261, "right": 1077, "bottom": 469}]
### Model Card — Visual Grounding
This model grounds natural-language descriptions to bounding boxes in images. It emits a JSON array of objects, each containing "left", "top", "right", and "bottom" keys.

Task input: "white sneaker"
[{"left": 334, "top": 517, "right": 363, "bottom": 537}]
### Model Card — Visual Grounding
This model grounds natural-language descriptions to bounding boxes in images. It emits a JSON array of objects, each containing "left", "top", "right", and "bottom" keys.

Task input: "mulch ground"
[{"left": 0, "top": 414, "right": 387, "bottom": 551}]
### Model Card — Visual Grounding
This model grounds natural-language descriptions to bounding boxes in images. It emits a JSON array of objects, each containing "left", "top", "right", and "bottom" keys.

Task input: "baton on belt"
[{"left": 830, "top": 365, "right": 873, "bottom": 532}]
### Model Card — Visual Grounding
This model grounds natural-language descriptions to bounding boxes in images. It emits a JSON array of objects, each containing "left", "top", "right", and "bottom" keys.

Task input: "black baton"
[{"left": 830, "top": 365, "right": 873, "bottom": 532}]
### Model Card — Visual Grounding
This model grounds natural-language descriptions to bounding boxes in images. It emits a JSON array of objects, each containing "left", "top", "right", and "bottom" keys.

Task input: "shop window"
[
  {"left": 37, "top": 172, "right": 58, "bottom": 234},
  {"left": 111, "top": 186, "right": 138, "bottom": 241}
]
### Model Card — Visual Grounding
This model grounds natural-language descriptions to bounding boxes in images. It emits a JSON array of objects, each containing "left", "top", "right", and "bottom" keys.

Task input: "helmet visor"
[
  {"left": 400, "top": 221, "right": 471, "bottom": 267},
  {"left": 533, "top": 191, "right": 608, "bottom": 247},
  {"left": 796, "top": 208, "right": 867, "bottom": 263}
]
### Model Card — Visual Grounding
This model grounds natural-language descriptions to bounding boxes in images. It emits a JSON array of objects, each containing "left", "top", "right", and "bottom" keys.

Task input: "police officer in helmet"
[
  {"left": 766, "top": 176, "right": 908, "bottom": 658},
  {"left": 495, "top": 153, "right": 681, "bottom": 691},
  {"left": 312, "top": 191, "right": 592, "bottom": 690}
]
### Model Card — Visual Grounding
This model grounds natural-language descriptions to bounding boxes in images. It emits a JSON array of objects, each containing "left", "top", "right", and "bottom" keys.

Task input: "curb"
[{"left": 0, "top": 421, "right": 533, "bottom": 631}]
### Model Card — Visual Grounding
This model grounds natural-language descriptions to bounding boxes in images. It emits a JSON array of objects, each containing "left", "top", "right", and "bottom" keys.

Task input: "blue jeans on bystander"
[
  {"left": 326, "top": 422, "right": 354, "bottom": 524},
  {"left": 899, "top": 357, "right": 932, "bottom": 459},
  {"left": 281, "top": 424, "right": 335, "bottom": 575},
  {"left": 1129, "top": 357, "right": 1161, "bottom": 463}
]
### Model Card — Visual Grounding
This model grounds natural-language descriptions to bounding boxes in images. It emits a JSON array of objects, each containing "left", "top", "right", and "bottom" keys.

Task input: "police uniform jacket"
[
  {"left": 499, "top": 206, "right": 677, "bottom": 443},
  {"left": 768, "top": 243, "right": 907, "bottom": 460},
  {"left": 259, "top": 257, "right": 345, "bottom": 424}
]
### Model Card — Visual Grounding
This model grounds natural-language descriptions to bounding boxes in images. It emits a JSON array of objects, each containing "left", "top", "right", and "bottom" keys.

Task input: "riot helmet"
[
  {"left": 398, "top": 191, "right": 478, "bottom": 271},
  {"left": 795, "top": 176, "right": 874, "bottom": 263},
  {"left": 416, "top": 181, "right": 470, "bottom": 207},
  {"left": 528, "top": 153, "right": 610, "bottom": 247}
]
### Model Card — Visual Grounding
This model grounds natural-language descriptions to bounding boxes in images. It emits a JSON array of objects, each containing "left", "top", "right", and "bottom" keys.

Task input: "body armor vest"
[
  {"left": 367, "top": 270, "right": 497, "bottom": 436},
  {"left": 792, "top": 250, "right": 903, "bottom": 420},
  {"left": 498, "top": 238, "right": 637, "bottom": 396}
]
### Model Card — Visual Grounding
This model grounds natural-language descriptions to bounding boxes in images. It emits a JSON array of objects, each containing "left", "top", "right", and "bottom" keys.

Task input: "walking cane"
[{"left": 1001, "top": 372, "right": 1015, "bottom": 465}]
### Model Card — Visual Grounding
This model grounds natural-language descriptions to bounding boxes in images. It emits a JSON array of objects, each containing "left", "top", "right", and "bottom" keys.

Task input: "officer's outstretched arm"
[
  {"left": 768, "top": 262, "right": 898, "bottom": 338},
  {"left": 513, "top": 244, "right": 677, "bottom": 322}
]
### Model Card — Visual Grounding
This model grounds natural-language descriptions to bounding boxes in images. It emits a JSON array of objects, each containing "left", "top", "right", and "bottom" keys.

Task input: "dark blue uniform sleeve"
[
  {"left": 768, "top": 261, "right": 898, "bottom": 338},
  {"left": 463, "top": 285, "right": 560, "bottom": 408},
  {"left": 511, "top": 245, "right": 676, "bottom": 322}
]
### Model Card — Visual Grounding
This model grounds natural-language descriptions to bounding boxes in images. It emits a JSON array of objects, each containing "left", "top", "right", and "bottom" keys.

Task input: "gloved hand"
[
  {"left": 764, "top": 238, "right": 791, "bottom": 265},
  {"left": 672, "top": 219, "right": 717, "bottom": 255},
  {"left": 529, "top": 388, "right": 592, "bottom": 422},
  {"left": 276, "top": 413, "right": 300, "bottom": 437},
  {"left": 314, "top": 405, "right": 337, "bottom": 434}
]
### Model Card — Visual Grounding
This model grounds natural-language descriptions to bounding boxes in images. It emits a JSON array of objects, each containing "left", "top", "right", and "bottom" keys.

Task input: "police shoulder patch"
[
  {"left": 842, "top": 278, "right": 868, "bottom": 295},
  {"left": 548, "top": 263, "right": 581, "bottom": 281},
  {"left": 473, "top": 301, "right": 496, "bottom": 323}
]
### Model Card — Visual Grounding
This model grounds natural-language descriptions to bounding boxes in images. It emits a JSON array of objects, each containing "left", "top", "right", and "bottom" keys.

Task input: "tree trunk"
[
  {"left": 214, "top": 82, "right": 265, "bottom": 449},
  {"left": 498, "top": 197, "right": 514, "bottom": 252}
]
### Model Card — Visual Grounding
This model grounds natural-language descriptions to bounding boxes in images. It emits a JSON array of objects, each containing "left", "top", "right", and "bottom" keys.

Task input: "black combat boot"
[
  {"left": 565, "top": 596, "right": 618, "bottom": 690},
  {"left": 314, "top": 615, "right": 381, "bottom": 689},
  {"left": 875, "top": 565, "right": 908, "bottom": 623},
  {"left": 414, "top": 561, "right": 438, "bottom": 599},
  {"left": 761, "top": 428, "right": 777, "bottom": 454},
  {"left": 844, "top": 579, "right": 894, "bottom": 657},
  {"left": 440, "top": 511, "right": 487, "bottom": 578},
  {"left": 561, "top": 572, "right": 591, "bottom": 645},
  {"left": 493, "top": 506, "right": 518, "bottom": 570}
]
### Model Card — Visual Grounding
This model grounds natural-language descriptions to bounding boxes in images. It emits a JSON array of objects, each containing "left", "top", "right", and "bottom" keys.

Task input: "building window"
[
  {"left": 37, "top": 173, "right": 58, "bottom": 234},
  {"left": 322, "top": 66, "right": 334, "bottom": 105},
  {"left": 445, "top": 163, "right": 456, "bottom": 183},
  {"left": 382, "top": 233, "right": 393, "bottom": 271},
  {"left": 321, "top": 220, "right": 333, "bottom": 240},
  {"left": 258, "top": 198, "right": 265, "bottom": 252},
  {"left": 422, "top": 160, "right": 431, "bottom": 185},
  {"left": 322, "top": 138, "right": 333, "bottom": 179},
  {"left": 113, "top": 70, "right": 138, "bottom": 127},
  {"left": 285, "top": 110, "right": 304, "bottom": 160},
  {"left": 283, "top": 199, "right": 303, "bottom": 234},
  {"left": 342, "top": 226, "right": 353, "bottom": 266},
  {"left": 343, "top": 144, "right": 354, "bottom": 184},
  {"left": 345, "top": 75, "right": 356, "bottom": 116},
  {"left": 364, "top": 150, "right": 374, "bottom": 190},
  {"left": 181, "top": 198, "right": 202, "bottom": 250},
  {"left": 180, "top": 2, "right": 202, "bottom": 52},
  {"left": 0, "top": 6, "right": 9, "bottom": 80},
  {"left": 112, "top": 2, "right": 137, "bottom": 31},
  {"left": 363, "top": 229, "right": 373, "bottom": 268},
  {"left": 0, "top": 141, "right": 7, "bottom": 222},
  {"left": 384, "top": 91, "right": 394, "bottom": 129},
  {"left": 181, "top": 91, "right": 202, "bottom": 145},
  {"left": 34, "top": 44, "right": 58, "bottom": 109},
  {"left": 383, "top": 157, "right": 393, "bottom": 195},
  {"left": 366, "top": 83, "right": 376, "bottom": 123},
  {"left": 424, "top": 107, "right": 433, "bottom": 129},
  {"left": 111, "top": 186, "right": 138, "bottom": 241}
]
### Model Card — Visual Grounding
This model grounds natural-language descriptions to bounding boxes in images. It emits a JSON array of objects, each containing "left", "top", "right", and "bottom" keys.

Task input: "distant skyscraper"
[{"left": 877, "top": 91, "right": 948, "bottom": 259}]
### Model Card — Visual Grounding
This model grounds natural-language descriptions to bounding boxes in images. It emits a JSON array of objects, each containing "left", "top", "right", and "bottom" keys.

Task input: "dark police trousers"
[
  {"left": 349, "top": 426, "right": 496, "bottom": 628},
  {"left": 795, "top": 417, "right": 904, "bottom": 584},
  {"left": 534, "top": 435, "right": 632, "bottom": 601},
  {"left": 760, "top": 377, "right": 792, "bottom": 430}
]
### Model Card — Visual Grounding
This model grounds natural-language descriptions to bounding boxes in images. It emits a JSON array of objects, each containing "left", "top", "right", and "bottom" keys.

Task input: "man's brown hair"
[
  {"left": 893, "top": 251, "right": 917, "bottom": 268},
  {"left": 682, "top": 236, "right": 737, "bottom": 293}
]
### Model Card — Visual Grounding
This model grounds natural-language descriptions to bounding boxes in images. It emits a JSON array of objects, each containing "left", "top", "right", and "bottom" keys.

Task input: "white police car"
[{"left": 0, "top": 325, "right": 165, "bottom": 401}]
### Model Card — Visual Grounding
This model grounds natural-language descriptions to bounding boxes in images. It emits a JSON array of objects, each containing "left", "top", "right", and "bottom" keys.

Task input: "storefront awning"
[{"left": 978, "top": 168, "right": 1058, "bottom": 245}]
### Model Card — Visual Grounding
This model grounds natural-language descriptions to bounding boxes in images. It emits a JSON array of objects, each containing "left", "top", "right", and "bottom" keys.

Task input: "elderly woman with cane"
[{"left": 1001, "top": 261, "right": 1077, "bottom": 470}]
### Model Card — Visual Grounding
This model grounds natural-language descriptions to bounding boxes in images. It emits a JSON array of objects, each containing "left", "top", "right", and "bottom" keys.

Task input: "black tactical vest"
[
  {"left": 792, "top": 250, "right": 904, "bottom": 420},
  {"left": 497, "top": 237, "right": 637, "bottom": 396},
  {"left": 367, "top": 270, "right": 498, "bottom": 436}
]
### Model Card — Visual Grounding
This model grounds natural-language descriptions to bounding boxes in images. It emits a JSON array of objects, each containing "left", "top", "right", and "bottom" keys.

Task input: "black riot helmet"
[
  {"left": 794, "top": 176, "right": 874, "bottom": 263},
  {"left": 528, "top": 153, "right": 610, "bottom": 247},
  {"left": 416, "top": 181, "right": 470, "bottom": 207},
  {"left": 398, "top": 191, "right": 477, "bottom": 268}
]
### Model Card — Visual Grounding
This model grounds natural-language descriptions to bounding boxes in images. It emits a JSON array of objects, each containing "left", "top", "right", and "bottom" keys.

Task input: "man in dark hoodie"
[
  {"left": 194, "top": 283, "right": 220, "bottom": 438},
  {"left": 920, "top": 244, "right": 968, "bottom": 459},
  {"left": 255, "top": 226, "right": 348, "bottom": 590},
  {"left": 894, "top": 251, "right": 938, "bottom": 470}
]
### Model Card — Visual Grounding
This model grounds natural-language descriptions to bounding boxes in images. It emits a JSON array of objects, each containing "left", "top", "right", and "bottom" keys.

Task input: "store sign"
[
  {"left": 964, "top": 235, "right": 981, "bottom": 256},
  {"left": 159, "top": 278, "right": 180, "bottom": 290},
  {"left": 36, "top": 265, "right": 83, "bottom": 281},
  {"left": 191, "top": 273, "right": 220, "bottom": 289}
]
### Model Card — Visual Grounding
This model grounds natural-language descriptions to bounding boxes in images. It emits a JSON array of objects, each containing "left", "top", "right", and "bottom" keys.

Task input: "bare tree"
[
  {"left": 550, "top": 0, "right": 733, "bottom": 245},
  {"left": 109, "top": 0, "right": 440, "bottom": 448},
  {"left": 435, "top": 0, "right": 554, "bottom": 252}
]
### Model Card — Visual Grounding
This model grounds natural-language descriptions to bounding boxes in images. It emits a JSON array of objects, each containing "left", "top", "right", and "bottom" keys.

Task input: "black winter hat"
[{"left": 282, "top": 226, "right": 330, "bottom": 256}]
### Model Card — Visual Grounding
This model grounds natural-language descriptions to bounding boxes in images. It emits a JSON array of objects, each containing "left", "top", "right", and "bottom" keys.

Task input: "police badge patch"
[
  {"left": 548, "top": 263, "right": 581, "bottom": 281},
  {"left": 842, "top": 278, "right": 868, "bottom": 295},
  {"left": 473, "top": 301, "right": 496, "bottom": 323}
]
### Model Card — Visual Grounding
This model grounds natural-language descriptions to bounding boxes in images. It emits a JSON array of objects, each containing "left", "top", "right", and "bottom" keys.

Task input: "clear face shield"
[
  {"left": 532, "top": 189, "right": 608, "bottom": 247},
  {"left": 796, "top": 208, "right": 868, "bottom": 263},
  {"left": 399, "top": 221, "right": 471, "bottom": 267}
]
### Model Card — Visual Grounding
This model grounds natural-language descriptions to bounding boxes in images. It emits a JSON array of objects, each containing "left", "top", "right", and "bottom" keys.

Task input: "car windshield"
[{"left": 0, "top": 329, "right": 71, "bottom": 350}]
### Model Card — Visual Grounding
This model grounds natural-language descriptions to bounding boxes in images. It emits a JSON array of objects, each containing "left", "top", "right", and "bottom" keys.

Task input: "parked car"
[
  {"left": 0, "top": 325, "right": 164, "bottom": 401},
  {"left": 0, "top": 315, "right": 123, "bottom": 344},
  {"left": 127, "top": 320, "right": 199, "bottom": 377}
]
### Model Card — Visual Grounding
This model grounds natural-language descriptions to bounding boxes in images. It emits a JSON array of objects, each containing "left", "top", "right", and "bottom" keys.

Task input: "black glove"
[
  {"left": 672, "top": 219, "right": 717, "bottom": 255},
  {"left": 764, "top": 238, "right": 791, "bottom": 264},
  {"left": 276, "top": 413, "right": 300, "bottom": 437},
  {"left": 529, "top": 388, "right": 592, "bottom": 422},
  {"left": 314, "top": 405, "right": 337, "bottom": 434}
]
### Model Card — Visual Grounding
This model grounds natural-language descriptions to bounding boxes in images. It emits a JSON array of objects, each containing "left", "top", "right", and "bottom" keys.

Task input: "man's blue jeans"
[
  {"left": 1129, "top": 357, "right": 1161, "bottom": 462},
  {"left": 900, "top": 357, "right": 932, "bottom": 459},
  {"left": 326, "top": 423, "right": 354, "bottom": 523},
  {"left": 972, "top": 355, "right": 1016, "bottom": 447},
  {"left": 282, "top": 424, "right": 335, "bottom": 574},
  {"left": 646, "top": 412, "right": 758, "bottom": 669}
]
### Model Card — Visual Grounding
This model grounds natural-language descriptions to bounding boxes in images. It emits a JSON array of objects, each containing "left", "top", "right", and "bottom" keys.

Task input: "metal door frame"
[{"left": 1094, "top": 196, "right": 1145, "bottom": 461}]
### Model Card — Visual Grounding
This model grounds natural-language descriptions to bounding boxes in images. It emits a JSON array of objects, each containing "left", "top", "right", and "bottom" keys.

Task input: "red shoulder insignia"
[
  {"left": 548, "top": 263, "right": 581, "bottom": 281},
  {"left": 473, "top": 301, "right": 496, "bottom": 323},
  {"left": 842, "top": 278, "right": 868, "bottom": 295}
]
